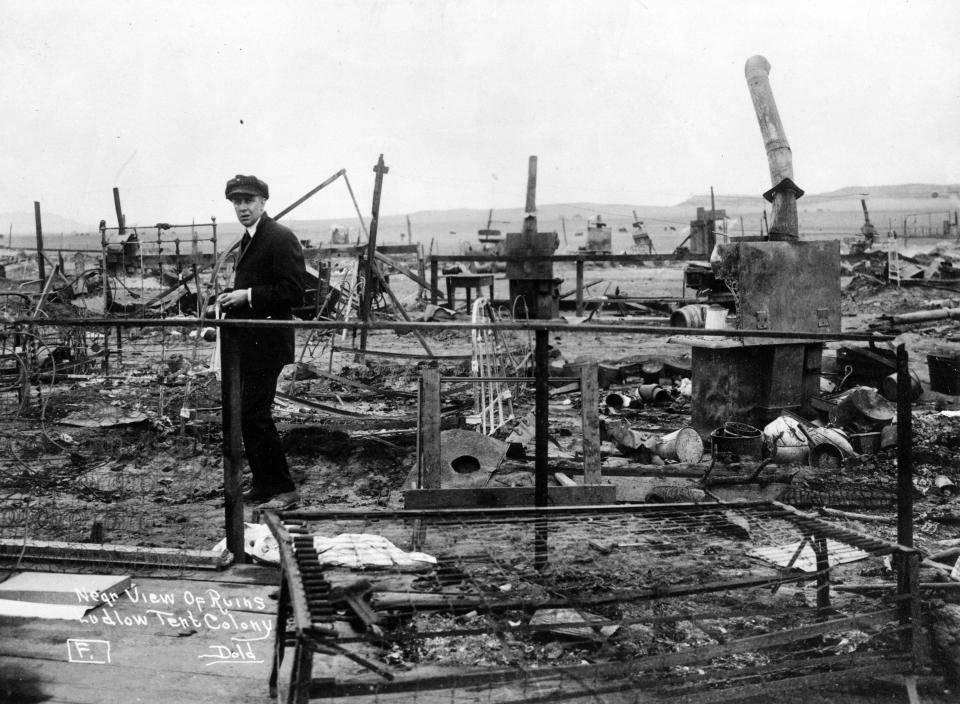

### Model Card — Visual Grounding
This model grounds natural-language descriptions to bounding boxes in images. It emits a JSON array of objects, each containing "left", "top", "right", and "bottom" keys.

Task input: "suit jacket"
[{"left": 227, "top": 214, "right": 306, "bottom": 370}]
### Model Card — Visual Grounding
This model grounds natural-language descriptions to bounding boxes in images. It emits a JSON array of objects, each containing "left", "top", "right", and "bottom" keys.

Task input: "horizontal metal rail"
[{"left": 3, "top": 315, "right": 895, "bottom": 342}]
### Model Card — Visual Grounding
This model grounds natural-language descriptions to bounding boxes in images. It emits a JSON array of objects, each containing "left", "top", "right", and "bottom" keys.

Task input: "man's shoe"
[
  {"left": 242, "top": 486, "right": 273, "bottom": 503},
  {"left": 258, "top": 490, "right": 301, "bottom": 510}
]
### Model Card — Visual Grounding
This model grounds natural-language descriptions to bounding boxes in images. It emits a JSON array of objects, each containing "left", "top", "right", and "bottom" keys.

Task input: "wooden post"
[
  {"left": 575, "top": 259, "right": 585, "bottom": 317},
  {"left": 744, "top": 56, "right": 799, "bottom": 240},
  {"left": 896, "top": 344, "right": 913, "bottom": 549},
  {"left": 417, "top": 245, "right": 427, "bottom": 302},
  {"left": 220, "top": 327, "right": 245, "bottom": 561},
  {"left": 33, "top": 202, "right": 46, "bottom": 285},
  {"left": 358, "top": 155, "right": 388, "bottom": 360},
  {"left": 580, "top": 361, "right": 600, "bottom": 484},
  {"left": 430, "top": 256, "right": 439, "bottom": 305},
  {"left": 525, "top": 156, "right": 537, "bottom": 218},
  {"left": 418, "top": 367, "right": 441, "bottom": 489},
  {"left": 898, "top": 552, "right": 922, "bottom": 661}
]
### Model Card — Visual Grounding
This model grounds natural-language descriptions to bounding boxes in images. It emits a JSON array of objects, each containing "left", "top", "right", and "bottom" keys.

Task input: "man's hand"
[{"left": 218, "top": 289, "right": 249, "bottom": 310}]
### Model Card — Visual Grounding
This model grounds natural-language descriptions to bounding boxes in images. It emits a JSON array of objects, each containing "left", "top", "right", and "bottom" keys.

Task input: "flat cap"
[{"left": 225, "top": 174, "right": 269, "bottom": 200}]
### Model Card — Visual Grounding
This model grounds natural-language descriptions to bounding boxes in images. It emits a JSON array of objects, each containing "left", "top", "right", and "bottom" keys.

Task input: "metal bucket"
[
  {"left": 655, "top": 427, "right": 704, "bottom": 463},
  {"left": 704, "top": 305, "right": 727, "bottom": 330},
  {"left": 710, "top": 422, "right": 764, "bottom": 461},
  {"left": 880, "top": 371, "right": 922, "bottom": 402},
  {"left": 835, "top": 387, "right": 895, "bottom": 429}
]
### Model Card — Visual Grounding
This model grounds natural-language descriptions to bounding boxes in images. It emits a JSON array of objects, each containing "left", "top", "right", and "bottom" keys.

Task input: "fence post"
[
  {"left": 418, "top": 367, "right": 441, "bottom": 489},
  {"left": 220, "top": 326, "right": 245, "bottom": 561},
  {"left": 580, "top": 362, "right": 600, "bottom": 484}
]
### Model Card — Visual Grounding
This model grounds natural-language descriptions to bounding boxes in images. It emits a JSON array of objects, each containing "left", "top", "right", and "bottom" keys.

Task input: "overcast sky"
[{"left": 2, "top": 0, "right": 958, "bottom": 228}]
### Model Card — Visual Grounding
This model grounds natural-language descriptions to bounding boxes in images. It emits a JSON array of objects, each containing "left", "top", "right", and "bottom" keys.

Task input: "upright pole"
[
  {"left": 895, "top": 342, "right": 920, "bottom": 660},
  {"left": 896, "top": 343, "right": 913, "bottom": 549},
  {"left": 534, "top": 328, "right": 549, "bottom": 571},
  {"left": 580, "top": 361, "right": 600, "bottom": 484},
  {"left": 211, "top": 216, "right": 218, "bottom": 274},
  {"left": 100, "top": 220, "right": 110, "bottom": 314},
  {"left": 33, "top": 202, "right": 46, "bottom": 285},
  {"left": 526, "top": 155, "right": 549, "bottom": 569},
  {"left": 418, "top": 367, "right": 441, "bottom": 489},
  {"left": 220, "top": 327, "right": 245, "bottom": 561},
  {"left": 358, "top": 155, "right": 388, "bottom": 361},
  {"left": 113, "top": 187, "right": 125, "bottom": 235},
  {"left": 524, "top": 156, "right": 537, "bottom": 226}
]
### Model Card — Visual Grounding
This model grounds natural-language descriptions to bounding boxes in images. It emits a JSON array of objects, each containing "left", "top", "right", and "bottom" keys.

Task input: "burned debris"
[{"left": 2, "top": 54, "right": 960, "bottom": 704}]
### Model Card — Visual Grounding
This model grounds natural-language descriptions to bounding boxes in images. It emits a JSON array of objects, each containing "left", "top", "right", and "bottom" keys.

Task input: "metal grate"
[{"left": 265, "top": 501, "right": 920, "bottom": 703}]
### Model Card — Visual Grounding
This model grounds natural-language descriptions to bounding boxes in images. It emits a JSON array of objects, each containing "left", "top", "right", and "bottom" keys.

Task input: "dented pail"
[{"left": 655, "top": 427, "right": 704, "bottom": 463}]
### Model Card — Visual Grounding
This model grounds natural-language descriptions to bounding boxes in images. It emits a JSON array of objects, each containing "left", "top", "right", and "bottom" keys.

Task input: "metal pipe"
[
  {"left": 5, "top": 316, "right": 896, "bottom": 342},
  {"left": 113, "top": 187, "right": 125, "bottom": 235},
  {"left": 896, "top": 343, "right": 913, "bottom": 548},
  {"left": 534, "top": 328, "right": 549, "bottom": 570},
  {"left": 744, "top": 55, "right": 799, "bottom": 240}
]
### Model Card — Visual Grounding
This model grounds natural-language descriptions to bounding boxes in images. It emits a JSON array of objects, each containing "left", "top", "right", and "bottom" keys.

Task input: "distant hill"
[
  {"left": 3, "top": 183, "right": 956, "bottom": 251},
  {"left": 0, "top": 211, "right": 89, "bottom": 238},
  {"left": 676, "top": 183, "right": 960, "bottom": 210},
  {"left": 815, "top": 183, "right": 960, "bottom": 200}
]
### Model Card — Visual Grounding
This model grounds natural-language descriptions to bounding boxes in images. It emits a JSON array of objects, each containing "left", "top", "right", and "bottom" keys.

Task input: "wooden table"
[{"left": 444, "top": 273, "right": 495, "bottom": 310}]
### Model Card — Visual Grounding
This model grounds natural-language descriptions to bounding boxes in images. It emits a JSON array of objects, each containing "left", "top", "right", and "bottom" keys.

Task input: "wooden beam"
[
  {"left": 219, "top": 327, "right": 245, "bottom": 562},
  {"left": 0, "top": 539, "right": 229, "bottom": 569},
  {"left": 580, "top": 362, "right": 601, "bottom": 484},
  {"left": 419, "top": 368, "right": 442, "bottom": 489}
]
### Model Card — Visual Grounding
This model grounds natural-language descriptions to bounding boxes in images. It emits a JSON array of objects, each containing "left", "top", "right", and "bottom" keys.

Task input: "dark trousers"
[{"left": 240, "top": 363, "right": 295, "bottom": 494}]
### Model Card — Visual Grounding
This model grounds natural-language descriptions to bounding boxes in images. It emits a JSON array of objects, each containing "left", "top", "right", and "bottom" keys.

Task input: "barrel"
[
  {"left": 928, "top": 354, "right": 960, "bottom": 395},
  {"left": 670, "top": 304, "right": 705, "bottom": 328},
  {"left": 637, "top": 384, "right": 670, "bottom": 404},
  {"left": 880, "top": 372, "right": 922, "bottom": 402}
]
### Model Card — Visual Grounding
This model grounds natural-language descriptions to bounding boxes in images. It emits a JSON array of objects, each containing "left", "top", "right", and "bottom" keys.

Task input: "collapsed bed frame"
[{"left": 263, "top": 501, "right": 921, "bottom": 703}]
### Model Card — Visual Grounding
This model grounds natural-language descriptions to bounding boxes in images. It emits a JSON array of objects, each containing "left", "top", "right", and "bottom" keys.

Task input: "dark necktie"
[{"left": 240, "top": 231, "right": 251, "bottom": 255}]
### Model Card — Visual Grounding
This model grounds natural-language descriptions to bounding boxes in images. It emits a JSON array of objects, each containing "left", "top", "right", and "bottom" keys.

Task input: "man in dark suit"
[{"left": 219, "top": 174, "right": 306, "bottom": 508}]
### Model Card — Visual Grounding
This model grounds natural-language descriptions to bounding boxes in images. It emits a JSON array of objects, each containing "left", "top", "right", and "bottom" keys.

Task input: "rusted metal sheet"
[
  {"left": 716, "top": 240, "right": 841, "bottom": 334},
  {"left": 503, "top": 231, "right": 558, "bottom": 280},
  {"left": 691, "top": 342, "right": 823, "bottom": 440}
]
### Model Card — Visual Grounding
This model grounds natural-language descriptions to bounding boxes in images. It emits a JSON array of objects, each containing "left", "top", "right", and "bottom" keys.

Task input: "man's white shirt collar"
[{"left": 246, "top": 217, "right": 262, "bottom": 237}]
